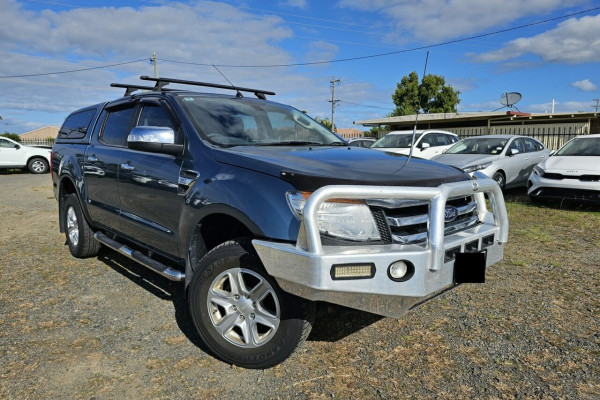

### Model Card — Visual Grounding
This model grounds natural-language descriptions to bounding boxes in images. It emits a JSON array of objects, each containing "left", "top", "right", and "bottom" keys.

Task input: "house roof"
[
  {"left": 354, "top": 111, "right": 599, "bottom": 128},
  {"left": 20, "top": 126, "right": 60, "bottom": 139}
]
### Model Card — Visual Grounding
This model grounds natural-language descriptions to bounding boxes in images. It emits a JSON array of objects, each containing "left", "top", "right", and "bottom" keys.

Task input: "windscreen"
[
  {"left": 445, "top": 137, "right": 509, "bottom": 155},
  {"left": 371, "top": 133, "right": 422, "bottom": 149},
  {"left": 177, "top": 95, "right": 344, "bottom": 147},
  {"left": 556, "top": 137, "right": 600, "bottom": 156}
]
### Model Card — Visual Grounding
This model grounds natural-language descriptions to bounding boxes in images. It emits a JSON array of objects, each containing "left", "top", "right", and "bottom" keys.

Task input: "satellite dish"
[{"left": 500, "top": 92, "right": 522, "bottom": 108}]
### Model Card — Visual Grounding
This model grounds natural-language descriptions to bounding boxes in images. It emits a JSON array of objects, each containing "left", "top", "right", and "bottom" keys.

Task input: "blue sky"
[{"left": 1, "top": 0, "right": 599, "bottom": 134}]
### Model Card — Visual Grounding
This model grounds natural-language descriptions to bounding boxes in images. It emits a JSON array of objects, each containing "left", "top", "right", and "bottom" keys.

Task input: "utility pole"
[
  {"left": 151, "top": 53, "right": 158, "bottom": 78},
  {"left": 329, "top": 77, "right": 340, "bottom": 132},
  {"left": 592, "top": 99, "right": 600, "bottom": 113}
]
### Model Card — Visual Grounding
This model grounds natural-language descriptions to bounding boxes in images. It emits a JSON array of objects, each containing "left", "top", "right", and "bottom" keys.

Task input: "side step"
[{"left": 94, "top": 232, "right": 185, "bottom": 282}]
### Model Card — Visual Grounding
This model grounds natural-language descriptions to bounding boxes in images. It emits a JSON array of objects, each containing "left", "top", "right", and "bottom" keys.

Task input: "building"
[
  {"left": 20, "top": 126, "right": 60, "bottom": 140},
  {"left": 355, "top": 111, "right": 600, "bottom": 150},
  {"left": 336, "top": 128, "right": 367, "bottom": 139}
]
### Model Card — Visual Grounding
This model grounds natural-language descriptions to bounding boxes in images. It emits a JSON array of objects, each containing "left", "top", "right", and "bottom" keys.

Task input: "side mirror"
[
  {"left": 508, "top": 148, "right": 520, "bottom": 156},
  {"left": 14, "top": 144, "right": 21, "bottom": 149},
  {"left": 127, "top": 126, "right": 183, "bottom": 156},
  {"left": 420, "top": 142, "right": 431, "bottom": 150}
]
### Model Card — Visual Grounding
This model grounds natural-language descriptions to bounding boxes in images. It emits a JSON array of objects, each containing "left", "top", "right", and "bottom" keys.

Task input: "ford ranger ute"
[{"left": 52, "top": 76, "right": 509, "bottom": 368}]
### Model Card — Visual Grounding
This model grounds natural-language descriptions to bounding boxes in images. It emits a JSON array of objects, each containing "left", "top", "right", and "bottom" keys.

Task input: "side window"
[
  {"left": 100, "top": 106, "right": 136, "bottom": 147},
  {"left": 420, "top": 133, "right": 435, "bottom": 147},
  {"left": 508, "top": 138, "right": 525, "bottom": 154},
  {"left": 0, "top": 138, "right": 15, "bottom": 148},
  {"left": 434, "top": 133, "right": 455, "bottom": 146},
  {"left": 138, "top": 105, "right": 175, "bottom": 130},
  {"left": 59, "top": 108, "right": 96, "bottom": 139},
  {"left": 524, "top": 138, "right": 543, "bottom": 152}
]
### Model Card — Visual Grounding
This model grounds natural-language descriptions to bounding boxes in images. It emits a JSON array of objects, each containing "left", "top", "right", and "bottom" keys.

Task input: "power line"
[
  {"left": 0, "top": 59, "right": 149, "bottom": 79},
  {"left": 338, "top": 100, "right": 394, "bottom": 111},
  {"left": 160, "top": 6, "right": 600, "bottom": 68}
]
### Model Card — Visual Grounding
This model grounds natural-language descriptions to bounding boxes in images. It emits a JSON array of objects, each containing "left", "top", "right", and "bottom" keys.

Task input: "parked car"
[
  {"left": 0, "top": 136, "right": 51, "bottom": 173},
  {"left": 51, "top": 75, "right": 509, "bottom": 368},
  {"left": 370, "top": 130, "right": 459, "bottom": 159},
  {"left": 432, "top": 135, "right": 551, "bottom": 190},
  {"left": 348, "top": 137, "right": 376, "bottom": 148},
  {"left": 528, "top": 134, "right": 600, "bottom": 203}
]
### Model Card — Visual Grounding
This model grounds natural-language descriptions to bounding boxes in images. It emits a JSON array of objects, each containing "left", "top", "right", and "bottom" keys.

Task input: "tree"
[
  {"left": 391, "top": 71, "right": 460, "bottom": 116},
  {"left": 1, "top": 132, "right": 21, "bottom": 142},
  {"left": 314, "top": 117, "right": 335, "bottom": 131}
]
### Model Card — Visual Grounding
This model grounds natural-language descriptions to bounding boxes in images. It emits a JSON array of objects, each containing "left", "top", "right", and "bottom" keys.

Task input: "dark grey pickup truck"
[{"left": 52, "top": 76, "right": 509, "bottom": 368}]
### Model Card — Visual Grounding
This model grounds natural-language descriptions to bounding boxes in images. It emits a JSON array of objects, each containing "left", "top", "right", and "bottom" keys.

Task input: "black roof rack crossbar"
[
  {"left": 110, "top": 83, "right": 176, "bottom": 96},
  {"left": 139, "top": 75, "right": 276, "bottom": 99}
]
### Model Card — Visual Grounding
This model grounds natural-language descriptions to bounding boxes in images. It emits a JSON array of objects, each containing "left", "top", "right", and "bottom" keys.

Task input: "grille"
[
  {"left": 543, "top": 173, "right": 600, "bottom": 182},
  {"left": 532, "top": 187, "right": 600, "bottom": 201},
  {"left": 369, "top": 196, "right": 480, "bottom": 245}
]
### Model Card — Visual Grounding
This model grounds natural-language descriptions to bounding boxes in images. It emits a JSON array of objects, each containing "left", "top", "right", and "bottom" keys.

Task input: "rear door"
[
  {"left": 84, "top": 102, "right": 137, "bottom": 230},
  {"left": 116, "top": 98, "right": 183, "bottom": 257}
]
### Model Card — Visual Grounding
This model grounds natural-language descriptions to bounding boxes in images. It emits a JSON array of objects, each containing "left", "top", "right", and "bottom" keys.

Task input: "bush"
[{"left": 1, "top": 132, "right": 21, "bottom": 142}]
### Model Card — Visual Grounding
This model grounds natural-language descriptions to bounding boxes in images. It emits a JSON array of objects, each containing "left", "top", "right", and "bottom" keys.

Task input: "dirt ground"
[{"left": 1, "top": 172, "right": 599, "bottom": 399}]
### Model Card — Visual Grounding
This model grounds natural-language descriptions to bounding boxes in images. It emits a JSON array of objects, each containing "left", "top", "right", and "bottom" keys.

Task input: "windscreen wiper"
[{"left": 258, "top": 141, "right": 323, "bottom": 146}]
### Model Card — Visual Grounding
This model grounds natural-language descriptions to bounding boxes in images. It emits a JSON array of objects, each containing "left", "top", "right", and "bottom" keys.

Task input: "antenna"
[
  {"left": 406, "top": 51, "right": 429, "bottom": 164},
  {"left": 213, "top": 64, "right": 243, "bottom": 98}
]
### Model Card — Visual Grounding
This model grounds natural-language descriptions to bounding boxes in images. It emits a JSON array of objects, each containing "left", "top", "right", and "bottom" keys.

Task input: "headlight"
[
  {"left": 286, "top": 191, "right": 381, "bottom": 242},
  {"left": 463, "top": 162, "right": 492, "bottom": 173},
  {"left": 532, "top": 165, "right": 545, "bottom": 176}
]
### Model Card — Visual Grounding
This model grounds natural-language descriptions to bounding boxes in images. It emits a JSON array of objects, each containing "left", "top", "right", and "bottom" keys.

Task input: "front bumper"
[
  {"left": 253, "top": 174, "right": 509, "bottom": 318},
  {"left": 528, "top": 172, "right": 600, "bottom": 202}
]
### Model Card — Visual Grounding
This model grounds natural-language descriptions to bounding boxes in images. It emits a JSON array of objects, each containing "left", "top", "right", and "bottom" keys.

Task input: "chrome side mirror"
[{"left": 127, "top": 126, "right": 183, "bottom": 156}]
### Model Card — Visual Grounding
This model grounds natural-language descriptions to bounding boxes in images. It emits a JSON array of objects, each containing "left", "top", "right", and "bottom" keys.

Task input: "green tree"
[
  {"left": 314, "top": 117, "right": 334, "bottom": 131},
  {"left": 391, "top": 71, "right": 460, "bottom": 116},
  {"left": 1, "top": 132, "right": 21, "bottom": 142}
]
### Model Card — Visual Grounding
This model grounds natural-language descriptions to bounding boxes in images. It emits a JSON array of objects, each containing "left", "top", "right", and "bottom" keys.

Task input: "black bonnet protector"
[
  {"left": 280, "top": 167, "right": 469, "bottom": 191},
  {"left": 213, "top": 146, "right": 470, "bottom": 191}
]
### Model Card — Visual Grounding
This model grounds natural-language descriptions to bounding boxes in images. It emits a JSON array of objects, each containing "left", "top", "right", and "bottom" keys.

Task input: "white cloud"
[
  {"left": 473, "top": 14, "right": 600, "bottom": 64},
  {"left": 281, "top": 0, "right": 307, "bottom": 8},
  {"left": 337, "top": 0, "right": 586, "bottom": 43},
  {"left": 572, "top": 79, "right": 597, "bottom": 92},
  {"left": 304, "top": 41, "right": 340, "bottom": 65}
]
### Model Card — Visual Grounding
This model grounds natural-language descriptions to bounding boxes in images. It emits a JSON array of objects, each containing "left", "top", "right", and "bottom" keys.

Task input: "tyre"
[
  {"left": 27, "top": 157, "right": 49, "bottom": 174},
  {"left": 492, "top": 171, "right": 506, "bottom": 191},
  {"left": 188, "top": 240, "right": 314, "bottom": 368},
  {"left": 63, "top": 194, "right": 100, "bottom": 258}
]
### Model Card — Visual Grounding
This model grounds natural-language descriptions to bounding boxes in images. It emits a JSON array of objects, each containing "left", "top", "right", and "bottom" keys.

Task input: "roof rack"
[{"left": 110, "top": 76, "right": 276, "bottom": 99}]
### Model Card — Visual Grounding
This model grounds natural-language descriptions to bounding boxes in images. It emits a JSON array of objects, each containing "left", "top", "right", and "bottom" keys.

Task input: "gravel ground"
[{"left": 1, "top": 172, "right": 599, "bottom": 399}]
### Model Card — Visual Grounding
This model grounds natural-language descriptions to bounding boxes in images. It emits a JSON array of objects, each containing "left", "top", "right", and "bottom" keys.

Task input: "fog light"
[
  {"left": 388, "top": 260, "right": 414, "bottom": 282},
  {"left": 389, "top": 261, "right": 408, "bottom": 279},
  {"left": 331, "top": 264, "right": 375, "bottom": 280}
]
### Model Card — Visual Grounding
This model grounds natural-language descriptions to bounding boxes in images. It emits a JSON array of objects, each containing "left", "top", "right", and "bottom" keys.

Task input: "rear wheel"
[
  {"left": 63, "top": 194, "right": 100, "bottom": 258},
  {"left": 188, "top": 240, "right": 314, "bottom": 368},
  {"left": 27, "top": 157, "right": 49, "bottom": 174}
]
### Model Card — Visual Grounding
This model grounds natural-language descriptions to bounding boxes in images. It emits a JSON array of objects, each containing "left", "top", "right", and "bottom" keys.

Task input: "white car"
[
  {"left": 433, "top": 135, "right": 551, "bottom": 190},
  {"left": 0, "top": 136, "right": 51, "bottom": 173},
  {"left": 528, "top": 134, "right": 600, "bottom": 203},
  {"left": 370, "top": 129, "right": 459, "bottom": 159}
]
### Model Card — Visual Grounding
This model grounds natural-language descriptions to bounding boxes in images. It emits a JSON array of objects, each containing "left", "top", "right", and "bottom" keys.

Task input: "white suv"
[
  {"left": 371, "top": 129, "right": 459, "bottom": 159},
  {"left": 0, "top": 136, "right": 51, "bottom": 173}
]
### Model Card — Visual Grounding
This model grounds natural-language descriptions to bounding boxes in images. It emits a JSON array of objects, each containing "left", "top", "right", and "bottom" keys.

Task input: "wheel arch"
[
  {"left": 183, "top": 206, "right": 265, "bottom": 288},
  {"left": 57, "top": 175, "right": 83, "bottom": 233}
]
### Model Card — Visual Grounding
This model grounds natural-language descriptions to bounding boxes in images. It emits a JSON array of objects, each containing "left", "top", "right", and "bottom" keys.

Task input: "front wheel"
[
  {"left": 492, "top": 171, "right": 506, "bottom": 191},
  {"left": 188, "top": 240, "right": 314, "bottom": 368}
]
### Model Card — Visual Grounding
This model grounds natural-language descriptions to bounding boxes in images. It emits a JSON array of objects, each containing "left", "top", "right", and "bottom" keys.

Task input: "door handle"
[
  {"left": 87, "top": 155, "right": 98, "bottom": 162},
  {"left": 120, "top": 162, "right": 135, "bottom": 171}
]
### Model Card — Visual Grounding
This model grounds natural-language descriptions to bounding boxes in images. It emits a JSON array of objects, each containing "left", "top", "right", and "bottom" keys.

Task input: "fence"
[
  {"left": 448, "top": 122, "right": 589, "bottom": 150},
  {"left": 20, "top": 138, "right": 55, "bottom": 148}
]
